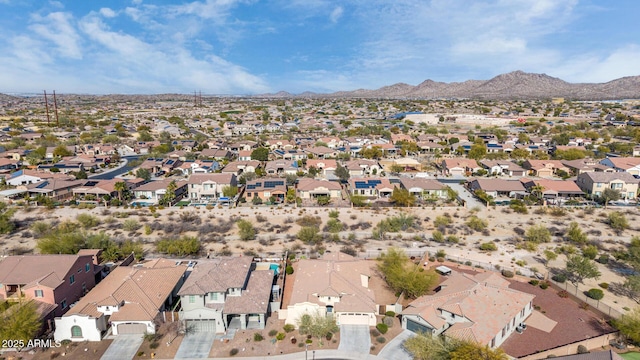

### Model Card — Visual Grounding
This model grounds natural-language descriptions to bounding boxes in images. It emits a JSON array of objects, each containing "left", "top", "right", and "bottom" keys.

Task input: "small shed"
[{"left": 435, "top": 265, "right": 452, "bottom": 276}]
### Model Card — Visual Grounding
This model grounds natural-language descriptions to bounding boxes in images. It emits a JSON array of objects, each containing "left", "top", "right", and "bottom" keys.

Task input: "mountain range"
[{"left": 260, "top": 71, "right": 640, "bottom": 100}]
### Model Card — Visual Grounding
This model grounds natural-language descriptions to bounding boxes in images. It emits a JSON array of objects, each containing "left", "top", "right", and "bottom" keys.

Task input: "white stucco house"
[{"left": 54, "top": 259, "right": 186, "bottom": 342}]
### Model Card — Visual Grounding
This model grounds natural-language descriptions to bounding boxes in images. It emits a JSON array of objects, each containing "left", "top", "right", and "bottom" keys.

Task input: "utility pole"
[
  {"left": 52, "top": 90, "right": 59, "bottom": 126},
  {"left": 43, "top": 90, "right": 50, "bottom": 124},
  {"left": 199, "top": 90, "right": 202, "bottom": 106}
]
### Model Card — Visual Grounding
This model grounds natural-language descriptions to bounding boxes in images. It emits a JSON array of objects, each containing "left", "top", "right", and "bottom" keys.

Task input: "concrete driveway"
[
  {"left": 377, "top": 330, "right": 414, "bottom": 360},
  {"left": 101, "top": 335, "right": 143, "bottom": 360},
  {"left": 338, "top": 325, "right": 371, "bottom": 353},
  {"left": 174, "top": 332, "right": 216, "bottom": 359},
  {"left": 445, "top": 182, "right": 484, "bottom": 209}
]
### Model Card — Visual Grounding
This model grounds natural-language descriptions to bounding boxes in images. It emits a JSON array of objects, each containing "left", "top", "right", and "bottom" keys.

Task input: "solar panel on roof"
[{"left": 35, "top": 181, "right": 49, "bottom": 188}]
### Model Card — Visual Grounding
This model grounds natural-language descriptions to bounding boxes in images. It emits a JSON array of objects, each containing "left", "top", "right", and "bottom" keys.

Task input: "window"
[
  {"left": 34, "top": 289, "right": 44, "bottom": 298},
  {"left": 61, "top": 300, "right": 67, "bottom": 309},
  {"left": 78, "top": 268, "right": 82, "bottom": 273},
  {"left": 85, "top": 263, "right": 91, "bottom": 272},
  {"left": 69, "top": 275, "right": 75, "bottom": 285},
  {"left": 82, "top": 283, "right": 86, "bottom": 293},
  {"left": 71, "top": 325, "right": 83, "bottom": 337},
  {"left": 189, "top": 295, "right": 195, "bottom": 303},
  {"left": 210, "top": 293, "right": 218, "bottom": 301}
]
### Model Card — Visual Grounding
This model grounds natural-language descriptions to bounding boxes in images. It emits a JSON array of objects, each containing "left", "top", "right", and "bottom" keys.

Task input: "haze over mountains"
[{"left": 262, "top": 71, "right": 640, "bottom": 100}]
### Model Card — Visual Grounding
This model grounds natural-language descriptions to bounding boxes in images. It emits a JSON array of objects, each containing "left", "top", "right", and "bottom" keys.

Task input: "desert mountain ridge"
[{"left": 259, "top": 71, "right": 640, "bottom": 100}]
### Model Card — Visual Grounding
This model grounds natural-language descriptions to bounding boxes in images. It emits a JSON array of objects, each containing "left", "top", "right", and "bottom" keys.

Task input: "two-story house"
[
  {"left": 244, "top": 178, "right": 287, "bottom": 203},
  {"left": 187, "top": 173, "right": 237, "bottom": 202},
  {"left": 576, "top": 172, "right": 639, "bottom": 200},
  {"left": 0, "top": 253, "right": 99, "bottom": 326},
  {"left": 178, "top": 257, "right": 274, "bottom": 333},
  {"left": 600, "top": 157, "right": 640, "bottom": 176}
]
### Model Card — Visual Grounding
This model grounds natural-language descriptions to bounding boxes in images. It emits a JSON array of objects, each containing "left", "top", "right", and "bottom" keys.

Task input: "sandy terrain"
[{"left": 2, "top": 203, "right": 639, "bottom": 316}]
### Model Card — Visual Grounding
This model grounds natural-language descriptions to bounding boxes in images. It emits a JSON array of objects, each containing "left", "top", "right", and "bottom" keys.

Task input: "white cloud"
[
  {"left": 132, "top": 0, "right": 143, "bottom": 4},
  {"left": 29, "top": 12, "right": 83, "bottom": 59},
  {"left": 99, "top": 8, "right": 117, "bottom": 18},
  {"left": 329, "top": 6, "right": 343, "bottom": 23},
  {"left": 551, "top": 45, "right": 640, "bottom": 83}
]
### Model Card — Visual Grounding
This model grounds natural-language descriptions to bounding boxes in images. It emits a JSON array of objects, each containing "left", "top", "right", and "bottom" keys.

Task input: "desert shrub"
[
  {"left": 276, "top": 333, "right": 285, "bottom": 341},
  {"left": 296, "top": 215, "right": 322, "bottom": 228},
  {"left": 376, "top": 323, "right": 388, "bottom": 334},
  {"left": 230, "top": 348, "right": 239, "bottom": 356},
  {"left": 324, "top": 218, "right": 345, "bottom": 233},
  {"left": 328, "top": 210, "right": 340, "bottom": 219},
  {"left": 596, "top": 254, "right": 609, "bottom": 264},
  {"left": 479, "top": 242, "right": 497, "bottom": 251},
  {"left": 283, "top": 324, "right": 295, "bottom": 333},
  {"left": 297, "top": 226, "right": 321, "bottom": 244},
  {"left": 558, "top": 290, "right": 569, "bottom": 298},
  {"left": 549, "top": 207, "right": 567, "bottom": 217},
  {"left": 501, "top": 270, "right": 514, "bottom": 278},
  {"left": 156, "top": 236, "right": 200, "bottom": 256},
  {"left": 432, "top": 230, "right": 444, "bottom": 242},
  {"left": 577, "top": 345, "right": 588, "bottom": 354},
  {"left": 539, "top": 282, "right": 549, "bottom": 290},
  {"left": 76, "top": 214, "right": 101, "bottom": 229},
  {"left": 434, "top": 215, "right": 452, "bottom": 228},
  {"left": 30, "top": 221, "right": 50, "bottom": 238},
  {"left": 123, "top": 219, "right": 141, "bottom": 232},
  {"left": 385, "top": 311, "right": 396, "bottom": 317},
  {"left": 607, "top": 211, "right": 629, "bottom": 234},
  {"left": 509, "top": 199, "right": 528, "bottom": 214},
  {"left": 340, "top": 246, "right": 357, "bottom": 257},
  {"left": 268, "top": 329, "right": 278, "bottom": 337},
  {"left": 586, "top": 288, "right": 604, "bottom": 300},
  {"left": 466, "top": 216, "right": 488, "bottom": 231},
  {"left": 255, "top": 214, "right": 268, "bottom": 223},
  {"left": 376, "top": 336, "right": 386, "bottom": 344},
  {"left": 598, "top": 282, "right": 609, "bottom": 289},
  {"left": 370, "top": 329, "right": 380, "bottom": 337},
  {"left": 529, "top": 279, "right": 539, "bottom": 286},
  {"left": 285, "top": 266, "right": 294, "bottom": 275},
  {"left": 254, "top": 333, "right": 264, "bottom": 342},
  {"left": 552, "top": 273, "right": 567, "bottom": 283},
  {"left": 237, "top": 219, "right": 256, "bottom": 241}
]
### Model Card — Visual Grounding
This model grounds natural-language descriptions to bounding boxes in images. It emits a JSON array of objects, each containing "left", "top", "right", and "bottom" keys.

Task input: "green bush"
[
  {"left": 230, "top": 348, "right": 239, "bottom": 356},
  {"left": 285, "top": 266, "right": 294, "bottom": 275},
  {"left": 376, "top": 336, "right": 386, "bottom": 344},
  {"left": 268, "top": 329, "right": 278, "bottom": 337},
  {"left": 586, "top": 288, "right": 604, "bottom": 300},
  {"left": 577, "top": 345, "right": 588, "bottom": 354},
  {"left": 599, "top": 283, "right": 609, "bottom": 289},
  {"left": 596, "top": 254, "right": 609, "bottom": 264},
  {"left": 376, "top": 323, "right": 388, "bottom": 334},
  {"left": 385, "top": 311, "right": 395, "bottom": 317},
  {"left": 539, "top": 282, "right": 549, "bottom": 290},
  {"left": 529, "top": 279, "right": 539, "bottom": 286},
  {"left": 276, "top": 333, "right": 285, "bottom": 341},
  {"left": 501, "top": 270, "right": 514, "bottom": 278},
  {"left": 283, "top": 324, "right": 295, "bottom": 333},
  {"left": 479, "top": 242, "right": 497, "bottom": 251},
  {"left": 254, "top": 333, "right": 264, "bottom": 342},
  {"left": 552, "top": 273, "right": 567, "bottom": 283}
]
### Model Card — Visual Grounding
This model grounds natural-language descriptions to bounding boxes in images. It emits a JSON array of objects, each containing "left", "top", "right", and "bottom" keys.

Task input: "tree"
[
  {"left": 624, "top": 275, "right": 640, "bottom": 304},
  {"left": 389, "top": 164, "right": 404, "bottom": 175},
  {"left": 377, "top": 248, "right": 438, "bottom": 298},
  {"left": 361, "top": 146, "right": 383, "bottom": 159},
  {"left": 75, "top": 168, "right": 88, "bottom": 179},
  {"left": 114, "top": 181, "right": 127, "bottom": 202},
  {"left": 565, "top": 255, "right": 601, "bottom": 286},
  {"left": 0, "top": 201, "right": 15, "bottom": 234},
  {"left": 524, "top": 225, "right": 551, "bottom": 245},
  {"left": 390, "top": 188, "right": 416, "bottom": 207},
  {"left": 565, "top": 222, "right": 588, "bottom": 244},
  {"left": 136, "top": 168, "right": 152, "bottom": 181},
  {"left": 607, "top": 211, "right": 629, "bottom": 234},
  {"left": 467, "top": 143, "right": 487, "bottom": 160},
  {"left": 156, "top": 236, "right": 200, "bottom": 256},
  {"left": 543, "top": 249, "right": 557, "bottom": 268},
  {"left": 600, "top": 188, "right": 621, "bottom": 208},
  {"left": 297, "top": 226, "right": 321, "bottom": 244},
  {"left": 510, "top": 148, "right": 531, "bottom": 160},
  {"left": 403, "top": 332, "right": 459, "bottom": 360},
  {"left": 52, "top": 145, "right": 73, "bottom": 157},
  {"left": 159, "top": 180, "right": 177, "bottom": 206},
  {"left": 222, "top": 186, "right": 239, "bottom": 198},
  {"left": 251, "top": 147, "right": 269, "bottom": 161},
  {"left": 297, "top": 312, "right": 339, "bottom": 346},
  {"left": 0, "top": 300, "right": 42, "bottom": 346},
  {"left": 237, "top": 219, "right": 256, "bottom": 240},
  {"left": 451, "top": 342, "right": 508, "bottom": 360},
  {"left": 612, "top": 307, "right": 640, "bottom": 345},
  {"left": 335, "top": 164, "right": 350, "bottom": 183}
]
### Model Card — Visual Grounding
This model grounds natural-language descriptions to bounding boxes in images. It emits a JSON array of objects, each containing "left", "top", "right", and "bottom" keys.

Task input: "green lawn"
[{"left": 621, "top": 352, "right": 640, "bottom": 360}]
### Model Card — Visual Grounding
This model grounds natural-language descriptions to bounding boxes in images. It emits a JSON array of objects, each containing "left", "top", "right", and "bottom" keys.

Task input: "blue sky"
[{"left": 0, "top": 0, "right": 639, "bottom": 95}]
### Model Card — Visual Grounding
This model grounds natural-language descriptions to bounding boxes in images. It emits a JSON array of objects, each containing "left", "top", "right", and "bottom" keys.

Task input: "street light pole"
[{"left": 305, "top": 343, "right": 309, "bottom": 360}]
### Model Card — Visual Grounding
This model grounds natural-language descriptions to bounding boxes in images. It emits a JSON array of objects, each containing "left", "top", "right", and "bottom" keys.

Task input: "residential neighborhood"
[{"left": 0, "top": 94, "right": 639, "bottom": 360}]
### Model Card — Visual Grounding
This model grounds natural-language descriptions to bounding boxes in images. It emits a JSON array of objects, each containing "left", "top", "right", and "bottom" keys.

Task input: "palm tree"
[
  {"left": 114, "top": 181, "right": 127, "bottom": 203},
  {"left": 530, "top": 185, "right": 545, "bottom": 205}
]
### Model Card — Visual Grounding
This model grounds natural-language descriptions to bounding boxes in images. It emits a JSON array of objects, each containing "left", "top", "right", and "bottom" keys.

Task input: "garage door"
[
  {"left": 186, "top": 320, "right": 216, "bottom": 333},
  {"left": 338, "top": 313, "right": 371, "bottom": 326},
  {"left": 117, "top": 323, "right": 147, "bottom": 334},
  {"left": 406, "top": 319, "right": 432, "bottom": 334}
]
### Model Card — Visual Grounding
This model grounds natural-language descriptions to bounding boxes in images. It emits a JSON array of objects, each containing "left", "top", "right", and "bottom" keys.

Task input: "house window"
[
  {"left": 86, "top": 263, "right": 91, "bottom": 272},
  {"left": 210, "top": 293, "right": 218, "bottom": 301},
  {"left": 34, "top": 290, "right": 44, "bottom": 298},
  {"left": 189, "top": 295, "right": 195, "bottom": 303},
  {"left": 61, "top": 300, "right": 68, "bottom": 309},
  {"left": 71, "top": 325, "right": 83, "bottom": 338},
  {"left": 69, "top": 275, "right": 75, "bottom": 285},
  {"left": 82, "top": 283, "right": 86, "bottom": 293}
]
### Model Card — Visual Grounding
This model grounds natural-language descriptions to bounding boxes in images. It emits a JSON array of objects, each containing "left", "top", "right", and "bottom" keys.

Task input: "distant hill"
[{"left": 259, "top": 71, "right": 640, "bottom": 100}]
